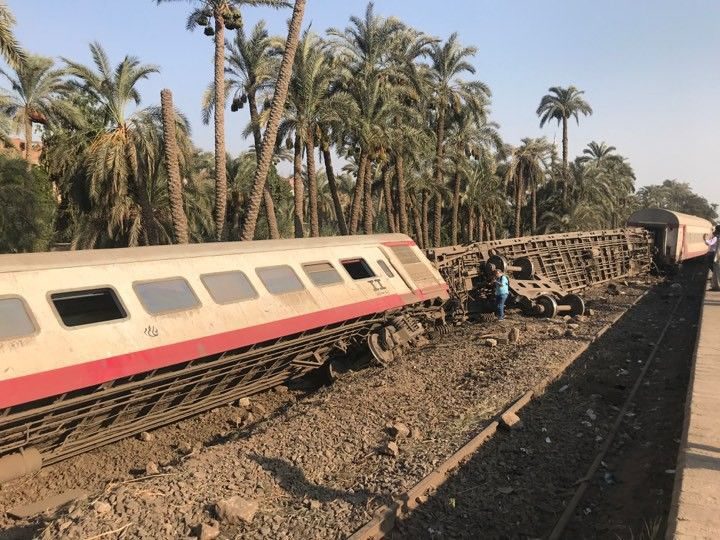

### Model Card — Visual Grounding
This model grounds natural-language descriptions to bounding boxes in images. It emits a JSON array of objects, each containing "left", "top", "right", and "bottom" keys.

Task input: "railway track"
[{"left": 381, "top": 264, "right": 703, "bottom": 539}]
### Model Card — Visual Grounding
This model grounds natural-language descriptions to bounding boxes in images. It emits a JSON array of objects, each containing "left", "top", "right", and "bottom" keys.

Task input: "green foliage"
[
  {"left": 637, "top": 179, "right": 718, "bottom": 222},
  {"left": 0, "top": 154, "right": 54, "bottom": 252}
]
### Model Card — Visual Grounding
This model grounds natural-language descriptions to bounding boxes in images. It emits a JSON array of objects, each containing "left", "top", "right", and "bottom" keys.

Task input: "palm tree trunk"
[
  {"left": 160, "top": 89, "right": 189, "bottom": 244},
  {"left": 306, "top": 127, "right": 319, "bottom": 237},
  {"left": 514, "top": 166, "right": 524, "bottom": 237},
  {"left": 432, "top": 105, "right": 445, "bottom": 247},
  {"left": 562, "top": 115, "right": 568, "bottom": 200},
  {"left": 381, "top": 164, "right": 395, "bottom": 233},
  {"left": 293, "top": 132, "right": 304, "bottom": 238},
  {"left": 212, "top": 10, "right": 228, "bottom": 241},
  {"left": 409, "top": 193, "right": 423, "bottom": 248},
  {"left": 478, "top": 212, "right": 485, "bottom": 242},
  {"left": 247, "top": 92, "right": 279, "bottom": 239},
  {"left": 239, "top": 0, "right": 306, "bottom": 241},
  {"left": 468, "top": 206, "right": 475, "bottom": 243},
  {"left": 395, "top": 154, "right": 409, "bottom": 235},
  {"left": 322, "top": 146, "right": 348, "bottom": 235},
  {"left": 531, "top": 184, "right": 537, "bottom": 234},
  {"left": 349, "top": 151, "right": 367, "bottom": 234},
  {"left": 451, "top": 173, "right": 461, "bottom": 244},
  {"left": 421, "top": 191, "right": 430, "bottom": 249},
  {"left": 363, "top": 160, "right": 373, "bottom": 234},
  {"left": 24, "top": 117, "right": 32, "bottom": 162}
]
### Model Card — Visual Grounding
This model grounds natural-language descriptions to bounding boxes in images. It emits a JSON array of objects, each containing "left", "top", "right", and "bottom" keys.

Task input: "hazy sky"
[{"left": 6, "top": 0, "right": 720, "bottom": 204}]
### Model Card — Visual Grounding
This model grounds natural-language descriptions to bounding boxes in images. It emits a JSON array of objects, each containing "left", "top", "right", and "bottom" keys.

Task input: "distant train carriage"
[
  {"left": 0, "top": 234, "right": 448, "bottom": 478},
  {"left": 627, "top": 208, "right": 713, "bottom": 265}
]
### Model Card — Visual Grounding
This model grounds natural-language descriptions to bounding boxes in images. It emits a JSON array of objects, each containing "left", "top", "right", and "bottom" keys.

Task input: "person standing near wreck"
[
  {"left": 704, "top": 225, "right": 719, "bottom": 269},
  {"left": 710, "top": 225, "right": 720, "bottom": 291},
  {"left": 494, "top": 268, "right": 510, "bottom": 321}
]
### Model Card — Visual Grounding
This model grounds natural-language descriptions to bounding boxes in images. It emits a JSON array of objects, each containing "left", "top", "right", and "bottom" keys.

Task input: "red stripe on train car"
[{"left": 0, "top": 294, "right": 411, "bottom": 409}]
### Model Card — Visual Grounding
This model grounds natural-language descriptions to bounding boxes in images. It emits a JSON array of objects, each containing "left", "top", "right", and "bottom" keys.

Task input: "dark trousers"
[{"left": 496, "top": 293, "right": 508, "bottom": 319}]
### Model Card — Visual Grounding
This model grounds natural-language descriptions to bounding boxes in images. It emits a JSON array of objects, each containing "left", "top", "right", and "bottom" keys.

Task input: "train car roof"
[
  {"left": 627, "top": 208, "right": 713, "bottom": 229},
  {"left": 0, "top": 233, "right": 413, "bottom": 273}
]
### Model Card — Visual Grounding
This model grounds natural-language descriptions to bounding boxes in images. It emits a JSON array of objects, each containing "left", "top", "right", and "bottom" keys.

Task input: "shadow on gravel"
[
  {"left": 387, "top": 275, "right": 700, "bottom": 539},
  {"left": 249, "top": 453, "right": 377, "bottom": 506},
  {"left": 0, "top": 523, "right": 42, "bottom": 540}
]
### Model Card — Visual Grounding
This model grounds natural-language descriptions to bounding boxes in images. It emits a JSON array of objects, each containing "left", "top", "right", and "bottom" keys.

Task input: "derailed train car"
[
  {"left": 627, "top": 208, "right": 714, "bottom": 266},
  {"left": 0, "top": 234, "right": 447, "bottom": 479}
]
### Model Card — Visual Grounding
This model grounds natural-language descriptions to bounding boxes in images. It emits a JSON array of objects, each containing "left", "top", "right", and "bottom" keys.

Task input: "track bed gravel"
[
  {"left": 391, "top": 267, "right": 702, "bottom": 539},
  {"left": 0, "top": 280, "right": 656, "bottom": 540}
]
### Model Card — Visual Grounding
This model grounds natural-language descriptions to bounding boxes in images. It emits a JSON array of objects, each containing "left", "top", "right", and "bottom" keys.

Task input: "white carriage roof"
[
  {"left": 627, "top": 208, "right": 713, "bottom": 229},
  {"left": 0, "top": 234, "right": 412, "bottom": 273}
]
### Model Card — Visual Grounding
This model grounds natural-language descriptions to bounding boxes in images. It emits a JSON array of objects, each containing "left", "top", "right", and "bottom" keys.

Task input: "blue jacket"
[{"left": 495, "top": 274, "right": 509, "bottom": 296}]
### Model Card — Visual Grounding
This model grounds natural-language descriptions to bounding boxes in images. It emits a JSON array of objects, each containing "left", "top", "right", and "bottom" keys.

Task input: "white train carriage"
[
  {"left": 627, "top": 208, "right": 714, "bottom": 265},
  {"left": 0, "top": 234, "right": 448, "bottom": 477}
]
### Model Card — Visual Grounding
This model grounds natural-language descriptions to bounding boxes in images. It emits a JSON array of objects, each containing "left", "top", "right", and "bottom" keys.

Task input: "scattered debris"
[
  {"left": 381, "top": 441, "right": 400, "bottom": 458},
  {"left": 214, "top": 496, "right": 259, "bottom": 524},
  {"left": 138, "top": 431, "right": 154, "bottom": 442},
  {"left": 196, "top": 521, "right": 220, "bottom": 540},
  {"left": 500, "top": 411, "right": 524, "bottom": 430},
  {"left": 237, "top": 397, "right": 251, "bottom": 409},
  {"left": 388, "top": 422, "right": 411, "bottom": 439}
]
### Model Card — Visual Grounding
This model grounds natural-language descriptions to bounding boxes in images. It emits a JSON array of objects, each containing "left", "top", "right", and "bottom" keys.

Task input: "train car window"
[
  {"left": 256, "top": 266, "right": 305, "bottom": 295},
  {"left": 340, "top": 258, "right": 375, "bottom": 280},
  {"left": 377, "top": 260, "right": 395, "bottom": 278},
  {"left": 134, "top": 278, "right": 200, "bottom": 315},
  {"left": 201, "top": 271, "right": 258, "bottom": 304},
  {"left": 0, "top": 297, "right": 37, "bottom": 340},
  {"left": 302, "top": 262, "right": 343, "bottom": 287},
  {"left": 50, "top": 288, "right": 127, "bottom": 328}
]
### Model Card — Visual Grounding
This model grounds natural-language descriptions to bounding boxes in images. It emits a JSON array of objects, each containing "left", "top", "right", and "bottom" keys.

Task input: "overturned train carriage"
[
  {"left": 425, "top": 228, "right": 653, "bottom": 320},
  {"left": 0, "top": 234, "right": 448, "bottom": 478}
]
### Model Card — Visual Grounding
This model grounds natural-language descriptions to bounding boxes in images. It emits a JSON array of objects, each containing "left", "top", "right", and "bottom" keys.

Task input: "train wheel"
[
  {"left": 535, "top": 295, "right": 558, "bottom": 318},
  {"left": 368, "top": 333, "right": 394, "bottom": 366},
  {"left": 517, "top": 295, "right": 534, "bottom": 315},
  {"left": 513, "top": 257, "right": 535, "bottom": 280},
  {"left": 561, "top": 294, "right": 586, "bottom": 316},
  {"left": 487, "top": 254, "right": 509, "bottom": 273}
]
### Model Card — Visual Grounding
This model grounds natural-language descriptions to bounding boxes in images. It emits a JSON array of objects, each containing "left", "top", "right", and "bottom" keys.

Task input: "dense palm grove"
[{"left": 0, "top": 1, "right": 716, "bottom": 253}]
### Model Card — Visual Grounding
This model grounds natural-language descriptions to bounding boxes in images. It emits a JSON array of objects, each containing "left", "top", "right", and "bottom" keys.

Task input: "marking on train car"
[{"left": 144, "top": 326, "right": 159, "bottom": 338}]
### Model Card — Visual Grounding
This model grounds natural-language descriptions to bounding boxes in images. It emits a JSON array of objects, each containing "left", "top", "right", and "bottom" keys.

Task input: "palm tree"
[
  {"left": 240, "top": 0, "right": 306, "bottom": 241},
  {"left": 158, "top": 0, "right": 288, "bottom": 241},
  {"left": 579, "top": 141, "right": 620, "bottom": 166},
  {"left": 160, "top": 89, "right": 189, "bottom": 243},
  {"left": 427, "top": 33, "right": 489, "bottom": 246},
  {"left": 505, "top": 137, "right": 552, "bottom": 237},
  {"left": 62, "top": 42, "right": 173, "bottom": 246},
  {"left": 536, "top": 85, "right": 592, "bottom": 197},
  {"left": 463, "top": 157, "right": 504, "bottom": 242},
  {"left": 0, "top": 2, "right": 25, "bottom": 69},
  {"left": 0, "top": 54, "right": 80, "bottom": 161},
  {"left": 327, "top": 2, "right": 405, "bottom": 235},
  {"left": 275, "top": 30, "right": 343, "bottom": 238},
  {"left": 445, "top": 109, "right": 502, "bottom": 244},
  {"left": 224, "top": 21, "right": 281, "bottom": 238}
]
